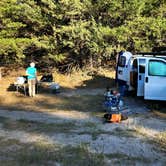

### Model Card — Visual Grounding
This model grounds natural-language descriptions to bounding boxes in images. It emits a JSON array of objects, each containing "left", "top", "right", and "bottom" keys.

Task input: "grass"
[
  {"left": 150, "top": 131, "right": 166, "bottom": 153},
  {"left": 83, "top": 121, "right": 97, "bottom": 128},
  {"left": 76, "top": 127, "right": 138, "bottom": 141},
  {"left": 0, "top": 137, "right": 107, "bottom": 166},
  {"left": 0, "top": 116, "right": 143, "bottom": 140},
  {"left": 0, "top": 117, "right": 165, "bottom": 165},
  {"left": 0, "top": 69, "right": 165, "bottom": 165},
  {"left": 127, "top": 125, "right": 166, "bottom": 153},
  {"left": 0, "top": 67, "right": 114, "bottom": 113},
  {"left": 18, "top": 143, "right": 106, "bottom": 166},
  {"left": 0, "top": 137, "right": 21, "bottom": 149},
  {"left": 0, "top": 136, "right": 153, "bottom": 166},
  {"left": 0, "top": 116, "right": 77, "bottom": 133},
  {"left": 0, "top": 116, "right": 139, "bottom": 145},
  {"left": 53, "top": 68, "right": 115, "bottom": 89},
  {"left": 0, "top": 94, "right": 104, "bottom": 114},
  {"left": 106, "top": 153, "right": 151, "bottom": 165},
  {"left": 0, "top": 137, "right": 23, "bottom": 165},
  {"left": 112, "top": 127, "right": 138, "bottom": 138}
]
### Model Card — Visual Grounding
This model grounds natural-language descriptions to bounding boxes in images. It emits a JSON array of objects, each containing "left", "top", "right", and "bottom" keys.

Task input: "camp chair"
[{"left": 14, "top": 76, "right": 27, "bottom": 95}]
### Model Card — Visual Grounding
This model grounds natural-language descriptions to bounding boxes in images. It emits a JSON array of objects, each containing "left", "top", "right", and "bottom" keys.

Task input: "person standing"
[{"left": 26, "top": 62, "right": 37, "bottom": 97}]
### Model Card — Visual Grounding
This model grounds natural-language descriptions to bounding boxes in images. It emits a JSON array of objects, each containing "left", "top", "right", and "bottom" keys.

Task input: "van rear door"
[
  {"left": 144, "top": 58, "right": 166, "bottom": 100},
  {"left": 116, "top": 52, "right": 132, "bottom": 83}
]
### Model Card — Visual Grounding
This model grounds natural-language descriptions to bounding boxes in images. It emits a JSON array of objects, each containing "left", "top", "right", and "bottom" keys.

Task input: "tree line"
[{"left": 0, "top": 0, "right": 166, "bottom": 72}]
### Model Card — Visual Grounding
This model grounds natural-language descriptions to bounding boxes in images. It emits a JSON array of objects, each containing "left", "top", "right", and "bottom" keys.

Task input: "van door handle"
[
  {"left": 139, "top": 75, "right": 141, "bottom": 80},
  {"left": 145, "top": 77, "right": 148, "bottom": 83},
  {"left": 118, "top": 70, "right": 122, "bottom": 74}
]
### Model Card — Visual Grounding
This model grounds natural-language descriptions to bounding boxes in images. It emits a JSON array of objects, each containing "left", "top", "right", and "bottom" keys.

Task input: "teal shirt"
[{"left": 26, "top": 67, "right": 37, "bottom": 79}]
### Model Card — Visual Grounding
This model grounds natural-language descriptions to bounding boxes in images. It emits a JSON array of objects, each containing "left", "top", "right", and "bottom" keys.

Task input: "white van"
[{"left": 116, "top": 51, "right": 166, "bottom": 101}]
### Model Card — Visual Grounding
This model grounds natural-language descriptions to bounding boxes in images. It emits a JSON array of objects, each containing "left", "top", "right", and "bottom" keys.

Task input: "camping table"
[
  {"left": 14, "top": 83, "right": 40, "bottom": 96},
  {"left": 14, "top": 83, "right": 27, "bottom": 96}
]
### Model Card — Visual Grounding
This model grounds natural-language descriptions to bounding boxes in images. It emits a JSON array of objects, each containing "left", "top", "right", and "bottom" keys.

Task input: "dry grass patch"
[
  {"left": 0, "top": 138, "right": 107, "bottom": 166},
  {"left": 53, "top": 69, "right": 115, "bottom": 89},
  {"left": 126, "top": 125, "right": 166, "bottom": 153},
  {"left": 0, "top": 68, "right": 114, "bottom": 114},
  {"left": 0, "top": 94, "right": 104, "bottom": 115},
  {"left": 0, "top": 137, "right": 21, "bottom": 149},
  {"left": 151, "top": 132, "right": 166, "bottom": 153},
  {"left": 20, "top": 143, "right": 106, "bottom": 166},
  {"left": 106, "top": 153, "right": 151, "bottom": 165},
  {"left": 0, "top": 116, "right": 77, "bottom": 133}
]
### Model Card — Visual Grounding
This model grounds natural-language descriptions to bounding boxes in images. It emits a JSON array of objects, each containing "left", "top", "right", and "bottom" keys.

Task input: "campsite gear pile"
[
  {"left": 40, "top": 74, "right": 53, "bottom": 82},
  {"left": 39, "top": 74, "right": 60, "bottom": 94},
  {"left": 104, "top": 88, "right": 123, "bottom": 112},
  {"left": 103, "top": 88, "right": 126, "bottom": 123},
  {"left": 49, "top": 83, "right": 60, "bottom": 93},
  {"left": 14, "top": 74, "right": 60, "bottom": 95}
]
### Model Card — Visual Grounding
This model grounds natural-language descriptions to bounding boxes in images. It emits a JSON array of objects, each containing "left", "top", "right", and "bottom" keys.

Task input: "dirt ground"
[{"left": 0, "top": 69, "right": 165, "bottom": 166}]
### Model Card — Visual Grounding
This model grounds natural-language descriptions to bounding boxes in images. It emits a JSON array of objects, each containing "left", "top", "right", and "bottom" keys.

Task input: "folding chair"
[{"left": 14, "top": 77, "right": 27, "bottom": 96}]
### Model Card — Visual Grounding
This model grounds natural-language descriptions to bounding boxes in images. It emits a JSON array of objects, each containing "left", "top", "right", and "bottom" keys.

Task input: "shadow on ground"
[
  {"left": 75, "top": 74, "right": 115, "bottom": 89},
  {"left": 1, "top": 73, "right": 116, "bottom": 113}
]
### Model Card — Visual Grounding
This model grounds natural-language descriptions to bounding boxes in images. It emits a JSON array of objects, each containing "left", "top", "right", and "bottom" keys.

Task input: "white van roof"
[{"left": 133, "top": 52, "right": 166, "bottom": 60}]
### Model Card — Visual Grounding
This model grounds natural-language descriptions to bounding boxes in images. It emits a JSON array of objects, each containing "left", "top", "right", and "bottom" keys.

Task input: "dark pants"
[{"left": 117, "top": 79, "right": 128, "bottom": 96}]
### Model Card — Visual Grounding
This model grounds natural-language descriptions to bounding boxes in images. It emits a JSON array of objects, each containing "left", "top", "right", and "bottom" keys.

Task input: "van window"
[
  {"left": 139, "top": 59, "right": 145, "bottom": 73},
  {"left": 139, "top": 65, "right": 145, "bottom": 73},
  {"left": 149, "top": 60, "right": 166, "bottom": 76},
  {"left": 133, "top": 59, "right": 138, "bottom": 68},
  {"left": 118, "top": 56, "right": 126, "bottom": 67}
]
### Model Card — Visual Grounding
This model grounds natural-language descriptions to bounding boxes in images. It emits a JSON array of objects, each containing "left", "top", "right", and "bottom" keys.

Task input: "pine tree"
[{"left": 0, "top": 0, "right": 165, "bottom": 71}]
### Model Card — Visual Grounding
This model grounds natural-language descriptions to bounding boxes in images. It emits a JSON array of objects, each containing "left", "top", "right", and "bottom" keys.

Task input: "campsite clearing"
[{"left": 0, "top": 69, "right": 165, "bottom": 166}]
